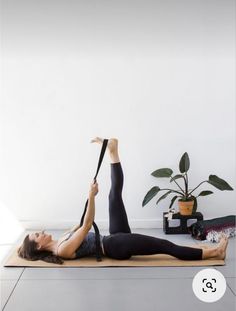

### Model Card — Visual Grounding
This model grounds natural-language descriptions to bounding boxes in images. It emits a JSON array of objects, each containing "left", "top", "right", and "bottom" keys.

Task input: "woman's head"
[
  {"left": 17, "top": 230, "right": 64, "bottom": 265},
  {"left": 28, "top": 230, "right": 52, "bottom": 249}
]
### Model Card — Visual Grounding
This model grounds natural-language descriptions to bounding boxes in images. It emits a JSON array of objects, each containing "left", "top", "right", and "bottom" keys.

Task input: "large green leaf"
[
  {"left": 151, "top": 168, "right": 173, "bottom": 177},
  {"left": 198, "top": 190, "right": 213, "bottom": 197},
  {"left": 179, "top": 152, "right": 190, "bottom": 173},
  {"left": 170, "top": 174, "right": 183, "bottom": 182},
  {"left": 142, "top": 186, "right": 160, "bottom": 207},
  {"left": 156, "top": 190, "right": 172, "bottom": 205},
  {"left": 208, "top": 175, "right": 234, "bottom": 191}
]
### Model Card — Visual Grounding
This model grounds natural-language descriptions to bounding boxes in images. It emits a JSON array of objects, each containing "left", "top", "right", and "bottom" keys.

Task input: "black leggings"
[{"left": 102, "top": 162, "right": 203, "bottom": 261}]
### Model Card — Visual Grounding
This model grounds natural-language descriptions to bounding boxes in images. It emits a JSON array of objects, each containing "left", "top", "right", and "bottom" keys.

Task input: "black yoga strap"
[{"left": 79, "top": 139, "right": 108, "bottom": 261}]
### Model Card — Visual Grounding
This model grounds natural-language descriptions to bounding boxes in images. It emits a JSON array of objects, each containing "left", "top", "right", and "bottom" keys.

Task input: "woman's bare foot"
[
  {"left": 90, "top": 137, "right": 118, "bottom": 153},
  {"left": 200, "top": 233, "right": 229, "bottom": 260},
  {"left": 215, "top": 234, "right": 229, "bottom": 260},
  {"left": 90, "top": 137, "right": 119, "bottom": 163}
]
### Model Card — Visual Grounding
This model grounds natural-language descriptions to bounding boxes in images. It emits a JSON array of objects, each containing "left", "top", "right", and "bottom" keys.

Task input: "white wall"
[{"left": 0, "top": 0, "right": 235, "bottom": 231}]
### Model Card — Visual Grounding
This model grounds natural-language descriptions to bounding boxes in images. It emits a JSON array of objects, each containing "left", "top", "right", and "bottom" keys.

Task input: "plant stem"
[
  {"left": 183, "top": 174, "right": 188, "bottom": 197},
  {"left": 188, "top": 180, "right": 208, "bottom": 196},
  {"left": 160, "top": 188, "right": 184, "bottom": 196},
  {"left": 185, "top": 173, "right": 189, "bottom": 196},
  {"left": 171, "top": 175, "right": 185, "bottom": 193}
]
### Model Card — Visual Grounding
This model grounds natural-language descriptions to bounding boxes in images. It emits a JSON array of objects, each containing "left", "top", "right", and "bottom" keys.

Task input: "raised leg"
[
  {"left": 107, "top": 139, "right": 131, "bottom": 234},
  {"left": 91, "top": 137, "right": 131, "bottom": 234},
  {"left": 108, "top": 162, "right": 131, "bottom": 234}
]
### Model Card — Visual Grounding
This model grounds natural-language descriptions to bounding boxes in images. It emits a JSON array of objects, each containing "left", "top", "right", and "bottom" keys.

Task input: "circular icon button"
[{"left": 192, "top": 268, "right": 226, "bottom": 303}]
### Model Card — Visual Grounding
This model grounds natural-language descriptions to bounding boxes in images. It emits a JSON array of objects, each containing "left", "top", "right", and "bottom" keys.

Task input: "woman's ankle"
[{"left": 109, "top": 151, "right": 120, "bottom": 163}]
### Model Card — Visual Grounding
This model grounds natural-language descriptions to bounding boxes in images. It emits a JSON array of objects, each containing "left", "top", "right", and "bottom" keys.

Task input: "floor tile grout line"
[
  {"left": 226, "top": 283, "right": 236, "bottom": 297},
  {"left": 6, "top": 277, "right": 211, "bottom": 281},
  {"left": 215, "top": 267, "right": 236, "bottom": 296},
  {"left": 2, "top": 268, "right": 25, "bottom": 311},
  {"left": 2, "top": 276, "right": 234, "bottom": 281}
]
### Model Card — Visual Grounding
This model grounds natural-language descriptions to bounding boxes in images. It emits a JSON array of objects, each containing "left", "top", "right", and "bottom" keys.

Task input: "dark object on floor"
[
  {"left": 188, "top": 215, "right": 236, "bottom": 242},
  {"left": 163, "top": 212, "right": 204, "bottom": 234}
]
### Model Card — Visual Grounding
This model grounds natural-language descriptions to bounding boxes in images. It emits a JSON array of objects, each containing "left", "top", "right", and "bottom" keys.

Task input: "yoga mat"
[{"left": 4, "top": 247, "right": 225, "bottom": 267}]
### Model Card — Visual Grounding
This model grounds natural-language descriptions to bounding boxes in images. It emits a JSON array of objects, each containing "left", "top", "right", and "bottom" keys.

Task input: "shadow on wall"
[{"left": 0, "top": 202, "right": 24, "bottom": 245}]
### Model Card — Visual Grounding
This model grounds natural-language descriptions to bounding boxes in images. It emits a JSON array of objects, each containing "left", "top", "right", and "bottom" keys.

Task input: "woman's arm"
[
  {"left": 83, "top": 181, "right": 98, "bottom": 227},
  {"left": 63, "top": 181, "right": 99, "bottom": 235},
  {"left": 83, "top": 194, "right": 95, "bottom": 227},
  {"left": 59, "top": 224, "right": 92, "bottom": 258},
  {"left": 59, "top": 182, "right": 98, "bottom": 258}
]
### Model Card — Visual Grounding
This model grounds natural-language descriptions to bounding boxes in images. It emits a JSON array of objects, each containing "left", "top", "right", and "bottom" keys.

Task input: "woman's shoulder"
[
  {"left": 55, "top": 231, "right": 74, "bottom": 257},
  {"left": 60, "top": 231, "right": 74, "bottom": 241},
  {"left": 56, "top": 230, "right": 92, "bottom": 259}
]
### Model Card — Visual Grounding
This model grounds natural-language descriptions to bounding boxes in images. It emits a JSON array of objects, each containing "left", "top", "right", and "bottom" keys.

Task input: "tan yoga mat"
[{"left": 4, "top": 247, "right": 225, "bottom": 267}]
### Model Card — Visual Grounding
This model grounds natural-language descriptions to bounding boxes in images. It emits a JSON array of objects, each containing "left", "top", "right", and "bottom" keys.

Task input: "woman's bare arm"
[
  {"left": 63, "top": 181, "right": 99, "bottom": 235},
  {"left": 83, "top": 194, "right": 95, "bottom": 227},
  {"left": 83, "top": 181, "right": 98, "bottom": 226},
  {"left": 58, "top": 182, "right": 99, "bottom": 258},
  {"left": 59, "top": 224, "right": 92, "bottom": 258}
]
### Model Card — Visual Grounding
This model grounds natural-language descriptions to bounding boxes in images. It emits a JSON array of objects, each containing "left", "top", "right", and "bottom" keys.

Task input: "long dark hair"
[{"left": 17, "top": 234, "right": 64, "bottom": 265}]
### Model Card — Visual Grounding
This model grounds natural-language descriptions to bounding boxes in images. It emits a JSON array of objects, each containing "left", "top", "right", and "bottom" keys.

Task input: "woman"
[{"left": 18, "top": 137, "right": 229, "bottom": 265}]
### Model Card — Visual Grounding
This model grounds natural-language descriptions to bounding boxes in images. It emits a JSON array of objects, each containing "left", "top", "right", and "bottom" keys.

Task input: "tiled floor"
[{"left": 1, "top": 229, "right": 235, "bottom": 311}]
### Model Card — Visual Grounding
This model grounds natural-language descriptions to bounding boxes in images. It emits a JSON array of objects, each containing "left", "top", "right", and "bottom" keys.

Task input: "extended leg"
[
  {"left": 103, "top": 233, "right": 202, "bottom": 260},
  {"left": 103, "top": 233, "right": 229, "bottom": 260}
]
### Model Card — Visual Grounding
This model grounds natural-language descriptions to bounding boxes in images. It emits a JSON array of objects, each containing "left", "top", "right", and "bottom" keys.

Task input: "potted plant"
[{"left": 142, "top": 152, "right": 233, "bottom": 215}]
